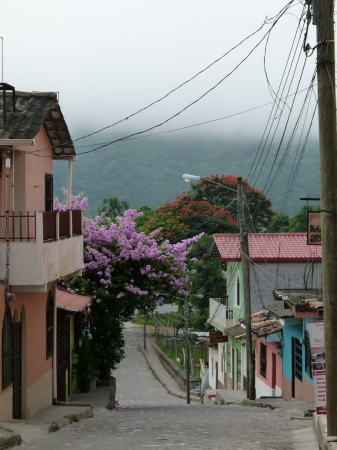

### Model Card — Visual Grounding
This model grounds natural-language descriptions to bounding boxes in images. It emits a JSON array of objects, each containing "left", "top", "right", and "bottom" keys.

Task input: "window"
[
  {"left": 236, "top": 273, "right": 241, "bottom": 306},
  {"left": 45, "top": 174, "right": 53, "bottom": 212},
  {"left": 2, "top": 306, "right": 13, "bottom": 389},
  {"left": 237, "top": 349, "right": 241, "bottom": 385},
  {"left": 260, "top": 343, "right": 267, "bottom": 378},
  {"left": 294, "top": 337, "right": 302, "bottom": 381},
  {"left": 305, "top": 330, "right": 312, "bottom": 378},
  {"left": 226, "top": 343, "right": 231, "bottom": 373},
  {"left": 46, "top": 291, "right": 54, "bottom": 359},
  {"left": 211, "top": 357, "right": 214, "bottom": 376},
  {"left": 221, "top": 353, "right": 224, "bottom": 372}
]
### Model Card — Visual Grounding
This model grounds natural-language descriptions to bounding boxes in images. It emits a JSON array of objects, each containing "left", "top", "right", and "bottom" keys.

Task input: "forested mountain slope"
[{"left": 53, "top": 131, "right": 320, "bottom": 217}]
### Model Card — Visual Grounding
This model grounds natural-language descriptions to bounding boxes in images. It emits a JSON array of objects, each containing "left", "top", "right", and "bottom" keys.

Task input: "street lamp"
[{"left": 182, "top": 173, "right": 237, "bottom": 193}]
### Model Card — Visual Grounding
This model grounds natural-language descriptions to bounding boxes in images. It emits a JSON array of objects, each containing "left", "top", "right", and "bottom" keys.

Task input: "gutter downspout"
[
  {"left": 52, "top": 283, "right": 58, "bottom": 402},
  {"left": 5, "top": 153, "right": 10, "bottom": 290}
]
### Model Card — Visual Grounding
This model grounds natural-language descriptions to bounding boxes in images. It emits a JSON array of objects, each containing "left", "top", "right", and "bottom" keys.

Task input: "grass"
[{"left": 156, "top": 335, "right": 201, "bottom": 378}]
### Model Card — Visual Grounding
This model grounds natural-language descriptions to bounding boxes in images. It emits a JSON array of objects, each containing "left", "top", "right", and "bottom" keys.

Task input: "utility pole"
[
  {"left": 184, "top": 296, "right": 190, "bottom": 404},
  {"left": 237, "top": 177, "right": 255, "bottom": 400},
  {"left": 143, "top": 312, "right": 147, "bottom": 350},
  {"left": 315, "top": 0, "right": 337, "bottom": 435}
]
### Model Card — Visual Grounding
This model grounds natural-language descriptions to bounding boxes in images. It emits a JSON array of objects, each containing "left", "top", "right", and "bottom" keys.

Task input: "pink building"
[{"left": 0, "top": 86, "right": 84, "bottom": 420}]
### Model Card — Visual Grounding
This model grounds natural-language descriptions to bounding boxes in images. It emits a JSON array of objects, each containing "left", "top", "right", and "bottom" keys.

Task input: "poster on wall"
[{"left": 308, "top": 320, "right": 326, "bottom": 414}]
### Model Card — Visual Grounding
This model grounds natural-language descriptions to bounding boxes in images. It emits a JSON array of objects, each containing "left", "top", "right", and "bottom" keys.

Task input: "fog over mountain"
[{"left": 54, "top": 130, "right": 320, "bottom": 218}]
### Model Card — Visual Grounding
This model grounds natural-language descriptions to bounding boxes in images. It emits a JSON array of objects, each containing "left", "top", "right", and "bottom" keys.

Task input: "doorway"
[{"left": 12, "top": 320, "right": 22, "bottom": 419}]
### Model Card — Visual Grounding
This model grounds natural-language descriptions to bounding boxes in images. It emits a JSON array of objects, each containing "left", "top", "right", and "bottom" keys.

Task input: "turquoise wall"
[{"left": 283, "top": 318, "right": 319, "bottom": 384}]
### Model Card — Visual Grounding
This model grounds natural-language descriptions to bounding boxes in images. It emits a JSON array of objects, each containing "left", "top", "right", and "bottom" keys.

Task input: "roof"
[
  {"left": 56, "top": 290, "right": 91, "bottom": 313},
  {"left": 273, "top": 289, "right": 323, "bottom": 317},
  {"left": 0, "top": 90, "right": 75, "bottom": 158},
  {"left": 208, "top": 233, "right": 322, "bottom": 262},
  {"left": 264, "top": 302, "right": 295, "bottom": 319},
  {"left": 225, "top": 324, "right": 246, "bottom": 339},
  {"left": 240, "top": 310, "right": 283, "bottom": 337}
]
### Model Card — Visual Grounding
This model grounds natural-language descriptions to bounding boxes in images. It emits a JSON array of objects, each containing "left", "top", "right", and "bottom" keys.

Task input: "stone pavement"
[{"left": 0, "top": 322, "right": 320, "bottom": 449}]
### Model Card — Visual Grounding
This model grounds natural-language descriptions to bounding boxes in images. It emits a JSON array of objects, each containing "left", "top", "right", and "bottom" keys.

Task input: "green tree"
[
  {"left": 288, "top": 205, "right": 320, "bottom": 232},
  {"left": 135, "top": 205, "right": 154, "bottom": 229},
  {"left": 187, "top": 234, "right": 227, "bottom": 328},
  {"left": 266, "top": 212, "right": 290, "bottom": 232},
  {"left": 97, "top": 195, "right": 130, "bottom": 218}
]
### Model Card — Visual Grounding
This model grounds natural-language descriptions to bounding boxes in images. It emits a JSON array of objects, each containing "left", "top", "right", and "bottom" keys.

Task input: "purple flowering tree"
[{"left": 55, "top": 191, "right": 202, "bottom": 380}]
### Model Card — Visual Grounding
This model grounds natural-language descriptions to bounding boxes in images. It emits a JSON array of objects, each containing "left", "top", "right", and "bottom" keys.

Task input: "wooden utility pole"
[
  {"left": 316, "top": 0, "right": 337, "bottom": 436},
  {"left": 237, "top": 177, "right": 255, "bottom": 400}
]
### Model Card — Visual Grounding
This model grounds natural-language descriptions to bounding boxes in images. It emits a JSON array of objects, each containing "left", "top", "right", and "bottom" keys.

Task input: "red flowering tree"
[
  {"left": 183, "top": 174, "right": 274, "bottom": 232},
  {"left": 139, "top": 198, "right": 237, "bottom": 241}
]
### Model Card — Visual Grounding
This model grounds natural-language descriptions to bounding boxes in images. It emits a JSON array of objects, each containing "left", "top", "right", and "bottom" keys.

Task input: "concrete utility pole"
[
  {"left": 237, "top": 177, "right": 255, "bottom": 400},
  {"left": 315, "top": 0, "right": 337, "bottom": 436},
  {"left": 184, "top": 296, "right": 190, "bottom": 404},
  {"left": 143, "top": 312, "right": 147, "bottom": 350}
]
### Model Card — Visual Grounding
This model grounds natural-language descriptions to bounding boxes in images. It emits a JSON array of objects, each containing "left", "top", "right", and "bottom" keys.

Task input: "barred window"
[
  {"left": 2, "top": 306, "right": 13, "bottom": 389},
  {"left": 237, "top": 349, "right": 241, "bottom": 384},
  {"left": 46, "top": 292, "right": 54, "bottom": 359},
  {"left": 294, "top": 337, "right": 302, "bottom": 381},
  {"left": 226, "top": 343, "right": 231, "bottom": 373},
  {"left": 260, "top": 343, "right": 267, "bottom": 378},
  {"left": 305, "top": 330, "right": 312, "bottom": 378}
]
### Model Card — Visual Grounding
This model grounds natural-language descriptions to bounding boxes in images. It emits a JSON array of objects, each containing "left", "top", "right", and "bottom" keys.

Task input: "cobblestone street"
[{"left": 13, "top": 324, "right": 316, "bottom": 450}]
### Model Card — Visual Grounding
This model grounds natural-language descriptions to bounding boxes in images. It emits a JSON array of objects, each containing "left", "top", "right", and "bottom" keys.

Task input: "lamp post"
[{"left": 183, "top": 296, "right": 190, "bottom": 405}]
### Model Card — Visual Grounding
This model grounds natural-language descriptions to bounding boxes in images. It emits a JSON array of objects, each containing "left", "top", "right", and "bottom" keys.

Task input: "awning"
[{"left": 56, "top": 290, "right": 91, "bottom": 313}]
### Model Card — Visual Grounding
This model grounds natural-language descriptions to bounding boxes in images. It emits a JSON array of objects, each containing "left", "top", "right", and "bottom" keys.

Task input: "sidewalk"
[{"left": 0, "top": 387, "right": 114, "bottom": 449}]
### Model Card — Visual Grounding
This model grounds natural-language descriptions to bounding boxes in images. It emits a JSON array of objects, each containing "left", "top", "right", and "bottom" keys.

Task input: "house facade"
[
  {"left": 273, "top": 289, "right": 323, "bottom": 402},
  {"left": 206, "top": 233, "right": 322, "bottom": 395},
  {"left": 0, "top": 87, "right": 84, "bottom": 420}
]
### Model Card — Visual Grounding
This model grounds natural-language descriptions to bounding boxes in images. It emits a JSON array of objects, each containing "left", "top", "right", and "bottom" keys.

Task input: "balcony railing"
[
  {"left": 0, "top": 210, "right": 82, "bottom": 242},
  {"left": 209, "top": 298, "right": 234, "bottom": 329}
]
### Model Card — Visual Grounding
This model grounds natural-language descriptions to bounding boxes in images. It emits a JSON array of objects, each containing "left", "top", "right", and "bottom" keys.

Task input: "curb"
[
  {"left": 48, "top": 406, "right": 93, "bottom": 433},
  {"left": 138, "top": 344, "right": 200, "bottom": 403},
  {"left": 0, "top": 429, "right": 21, "bottom": 450}
]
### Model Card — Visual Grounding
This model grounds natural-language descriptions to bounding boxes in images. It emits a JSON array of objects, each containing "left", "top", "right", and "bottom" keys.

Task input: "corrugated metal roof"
[
  {"left": 212, "top": 233, "right": 322, "bottom": 262},
  {"left": 56, "top": 290, "right": 91, "bottom": 313},
  {"left": 264, "top": 302, "right": 295, "bottom": 319},
  {"left": 0, "top": 91, "right": 75, "bottom": 158}
]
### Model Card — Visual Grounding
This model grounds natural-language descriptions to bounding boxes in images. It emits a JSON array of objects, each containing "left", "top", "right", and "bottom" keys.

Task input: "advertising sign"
[
  {"left": 307, "top": 212, "right": 321, "bottom": 245},
  {"left": 308, "top": 320, "right": 326, "bottom": 414}
]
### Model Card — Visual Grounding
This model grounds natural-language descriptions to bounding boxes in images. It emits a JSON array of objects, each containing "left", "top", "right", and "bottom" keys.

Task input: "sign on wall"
[
  {"left": 308, "top": 320, "right": 326, "bottom": 414},
  {"left": 209, "top": 329, "right": 228, "bottom": 344},
  {"left": 307, "top": 212, "right": 321, "bottom": 245}
]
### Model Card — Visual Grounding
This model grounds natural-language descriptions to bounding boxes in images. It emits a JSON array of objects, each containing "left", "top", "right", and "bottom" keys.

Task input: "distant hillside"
[{"left": 53, "top": 132, "right": 320, "bottom": 217}]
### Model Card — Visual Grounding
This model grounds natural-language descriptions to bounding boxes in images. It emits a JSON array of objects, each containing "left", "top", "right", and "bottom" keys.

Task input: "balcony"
[
  {"left": 209, "top": 298, "right": 236, "bottom": 330},
  {"left": 0, "top": 210, "right": 84, "bottom": 292}
]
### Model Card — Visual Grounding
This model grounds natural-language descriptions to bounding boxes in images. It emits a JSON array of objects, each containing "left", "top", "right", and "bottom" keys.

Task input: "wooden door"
[{"left": 13, "top": 321, "right": 22, "bottom": 419}]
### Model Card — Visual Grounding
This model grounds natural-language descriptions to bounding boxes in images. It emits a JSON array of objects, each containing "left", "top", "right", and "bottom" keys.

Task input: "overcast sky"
[{"left": 1, "top": 0, "right": 317, "bottom": 147}]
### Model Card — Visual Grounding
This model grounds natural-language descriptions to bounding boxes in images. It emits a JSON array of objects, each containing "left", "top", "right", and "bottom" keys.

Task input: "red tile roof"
[{"left": 212, "top": 233, "right": 322, "bottom": 262}]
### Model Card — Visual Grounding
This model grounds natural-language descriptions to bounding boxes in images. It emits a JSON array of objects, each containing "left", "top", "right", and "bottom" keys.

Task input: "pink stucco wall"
[
  {"left": 256, "top": 338, "right": 282, "bottom": 390},
  {"left": 0, "top": 284, "right": 54, "bottom": 419},
  {"left": 15, "top": 126, "right": 53, "bottom": 214}
]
